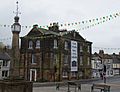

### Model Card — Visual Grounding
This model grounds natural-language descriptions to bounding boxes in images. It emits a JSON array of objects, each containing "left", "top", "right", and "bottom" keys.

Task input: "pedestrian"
[
  {"left": 99, "top": 70, "right": 103, "bottom": 80},
  {"left": 103, "top": 72, "right": 106, "bottom": 83}
]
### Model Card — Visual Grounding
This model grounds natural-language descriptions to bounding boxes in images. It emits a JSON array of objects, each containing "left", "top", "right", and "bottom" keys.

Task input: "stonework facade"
[{"left": 20, "top": 24, "right": 92, "bottom": 82}]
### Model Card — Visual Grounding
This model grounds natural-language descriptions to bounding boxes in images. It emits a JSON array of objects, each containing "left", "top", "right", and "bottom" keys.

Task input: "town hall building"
[{"left": 20, "top": 23, "right": 92, "bottom": 82}]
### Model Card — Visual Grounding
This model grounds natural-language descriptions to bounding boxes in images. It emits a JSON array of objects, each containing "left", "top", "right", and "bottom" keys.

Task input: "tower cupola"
[{"left": 11, "top": 1, "right": 21, "bottom": 33}]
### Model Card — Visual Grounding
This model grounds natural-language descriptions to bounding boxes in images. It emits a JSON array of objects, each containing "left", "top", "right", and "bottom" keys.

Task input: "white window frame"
[
  {"left": 65, "top": 41, "right": 68, "bottom": 50},
  {"left": 30, "top": 69, "right": 37, "bottom": 81},
  {"left": 36, "top": 40, "right": 40, "bottom": 48},
  {"left": 29, "top": 41, "right": 33, "bottom": 49},
  {"left": 54, "top": 39, "right": 58, "bottom": 49},
  {"left": 80, "top": 45, "right": 83, "bottom": 52},
  {"left": 3, "top": 60, "right": 8, "bottom": 67},
  {"left": 2, "top": 70, "right": 8, "bottom": 78},
  {"left": 32, "top": 54, "right": 36, "bottom": 64}
]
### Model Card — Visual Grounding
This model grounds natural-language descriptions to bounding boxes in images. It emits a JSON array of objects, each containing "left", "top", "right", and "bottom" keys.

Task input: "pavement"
[
  {"left": 33, "top": 84, "right": 92, "bottom": 92},
  {"left": 33, "top": 83, "right": 120, "bottom": 92},
  {"left": 33, "top": 76, "right": 120, "bottom": 92}
]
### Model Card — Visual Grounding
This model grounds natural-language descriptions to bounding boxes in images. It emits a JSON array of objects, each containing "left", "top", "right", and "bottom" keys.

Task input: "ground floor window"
[
  {"left": 71, "top": 71, "right": 77, "bottom": 77},
  {"left": 2, "top": 70, "right": 8, "bottom": 78},
  {"left": 62, "top": 71, "right": 68, "bottom": 78}
]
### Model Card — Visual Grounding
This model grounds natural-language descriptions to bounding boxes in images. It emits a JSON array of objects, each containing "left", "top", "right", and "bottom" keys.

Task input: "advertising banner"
[{"left": 71, "top": 41, "right": 78, "bottom": 71}]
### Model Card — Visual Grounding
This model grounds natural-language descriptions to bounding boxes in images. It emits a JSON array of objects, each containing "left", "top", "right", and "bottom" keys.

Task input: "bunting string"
[
  {"left": 93, "top": 47, "right": 120, "bottom": 50},
  {"left": 0, "top": 12, "right": 120, "bottom": 44},
  {"left": 0, "top": 12, "right": 119, "bottom": 30}
]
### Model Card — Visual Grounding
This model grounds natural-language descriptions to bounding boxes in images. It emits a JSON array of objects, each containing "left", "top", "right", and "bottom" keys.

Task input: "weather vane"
[{"left": 13, "top": 1, "right": 21, "bottom": 16}]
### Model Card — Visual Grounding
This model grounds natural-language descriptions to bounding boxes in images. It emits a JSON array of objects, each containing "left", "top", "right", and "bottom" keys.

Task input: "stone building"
[
  {"left": 111, "top": 53, "right": 120, "bottom": 75},
  {"left": 20, "top": 23, "right": 92, "bottom": 82},
  {"left": 94, "top": 50, "right": 114, "bottom": 77},
  {"left": 91, "top": 52, "right": 102, "bottom": 78},
  {"left": 0, "top": 43, "right": 11, "bottom": 79},
  {"left": 0, "top": 52, "right": 11, "bottom": 79}
]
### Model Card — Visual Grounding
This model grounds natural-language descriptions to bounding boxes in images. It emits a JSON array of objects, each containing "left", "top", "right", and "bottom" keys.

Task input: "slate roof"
[
  {"left": 22, "top": 24, "right": 92, "bottom": 44},
  {"left": 23, "top": 27, "right": 59, "bottom": 38},
  {"left": 111, "top": 54, "right": 120, "bottom": 63},
  {"left": 0, "top": 52, "right": 11, "bottom": 60}
]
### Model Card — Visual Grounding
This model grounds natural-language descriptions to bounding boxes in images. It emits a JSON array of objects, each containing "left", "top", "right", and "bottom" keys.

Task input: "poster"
[{"left": 71, "top": 41, "right": 78, "bottom": 71}]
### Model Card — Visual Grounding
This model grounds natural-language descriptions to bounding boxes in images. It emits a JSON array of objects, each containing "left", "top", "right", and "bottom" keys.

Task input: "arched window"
[
  {"left": 36, "top": 40, "right": 40, "bottom": 48},
  {"left": 28, "top": 41, "right": 33, "bottom": 49}
]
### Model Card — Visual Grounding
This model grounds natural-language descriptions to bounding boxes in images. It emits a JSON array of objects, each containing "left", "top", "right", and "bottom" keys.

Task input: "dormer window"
[
  {"left": 36, "top": 40, "right": 40, "bottom": 48},
  {"left": 54, "top": 39, "right": 58, "bottom": 49},
  {"left": 29, "top": 41, "right": 33, "bottom": 49}
]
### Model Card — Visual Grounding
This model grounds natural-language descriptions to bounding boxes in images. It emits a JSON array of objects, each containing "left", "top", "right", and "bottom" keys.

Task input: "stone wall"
[{"left": 0, "top": 80, "right": 33, "bottom": 92}]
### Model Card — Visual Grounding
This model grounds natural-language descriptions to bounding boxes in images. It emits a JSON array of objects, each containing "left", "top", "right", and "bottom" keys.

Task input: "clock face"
[{"left": 15, "top": 25, "right": 21, "bottom": 32}]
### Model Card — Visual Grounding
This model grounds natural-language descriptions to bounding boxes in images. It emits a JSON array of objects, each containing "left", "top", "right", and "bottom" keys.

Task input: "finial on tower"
[
  {"left": 13, "top": 1, "right": 21, "bottom": 22},
  {"left": 13, "top": 1, "right": 21, "bottom": 17}
]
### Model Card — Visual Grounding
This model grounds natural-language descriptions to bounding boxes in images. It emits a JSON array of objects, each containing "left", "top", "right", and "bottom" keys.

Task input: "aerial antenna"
[{"left": 13, "top": 1, "right": 21, "bottom": 16}]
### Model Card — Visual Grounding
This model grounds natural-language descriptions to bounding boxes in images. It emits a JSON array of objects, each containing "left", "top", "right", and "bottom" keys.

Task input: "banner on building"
[{"left": 71, "top": 41, "right": 78, "bottom": 71}]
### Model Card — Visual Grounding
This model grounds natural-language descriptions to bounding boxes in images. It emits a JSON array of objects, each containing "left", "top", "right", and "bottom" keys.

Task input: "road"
[{"left": 33, "top": 76, "right": 120, "bottom": 92}]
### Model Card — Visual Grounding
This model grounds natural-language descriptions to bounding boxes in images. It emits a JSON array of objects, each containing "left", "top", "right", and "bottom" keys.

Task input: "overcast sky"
[{"left": 0, "top": 0, "right": 120, "bottom": 54}]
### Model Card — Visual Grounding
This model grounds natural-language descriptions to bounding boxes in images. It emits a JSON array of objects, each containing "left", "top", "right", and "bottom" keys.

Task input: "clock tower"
[
  {"left": 10, "top": 1, "right": 21, "bottom": 77},
  {"left": 0, "top": 2, "right": 32, "bottom": 92}
]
